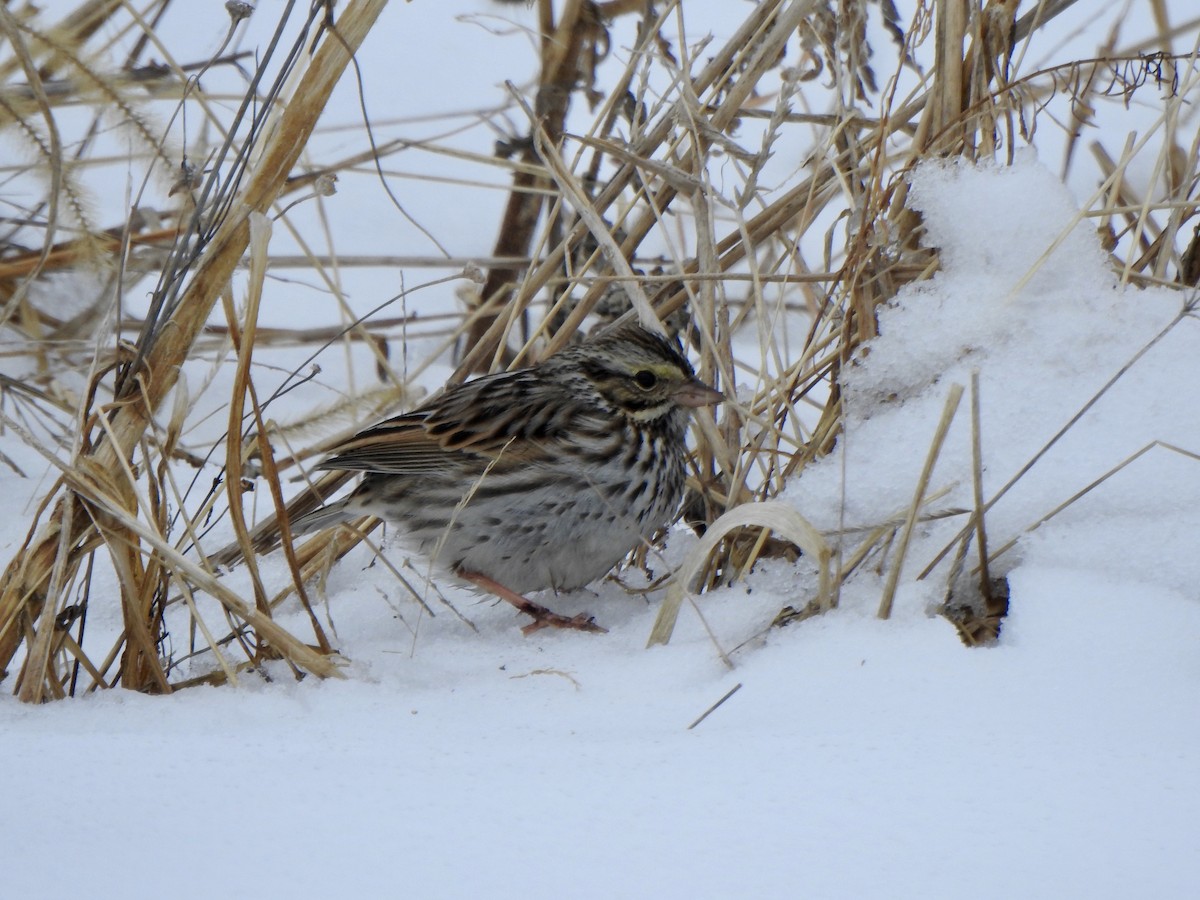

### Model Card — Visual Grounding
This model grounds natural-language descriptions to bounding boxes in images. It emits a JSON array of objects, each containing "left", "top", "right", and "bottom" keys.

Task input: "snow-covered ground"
[{"left": 3, "top": 4, "right": 1200, "bottom": 898}]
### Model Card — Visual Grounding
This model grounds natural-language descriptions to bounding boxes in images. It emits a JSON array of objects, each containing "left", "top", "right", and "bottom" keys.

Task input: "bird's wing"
[
  {"left": 317, "top": 412, "right": 454, "bottom": 474},
  {"left": 318, "top": 369, "right": 586, "bottom": 475}
]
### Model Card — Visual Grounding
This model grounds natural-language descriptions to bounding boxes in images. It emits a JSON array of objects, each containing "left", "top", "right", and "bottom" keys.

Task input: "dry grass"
[{"left": 0, "top": 0, "right": 1197, "bottom": 699}]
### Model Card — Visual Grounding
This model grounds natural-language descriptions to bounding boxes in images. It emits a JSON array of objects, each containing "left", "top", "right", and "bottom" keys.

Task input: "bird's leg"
[{"left": 457, "top": 570, "right": 607, "bottom": 635}]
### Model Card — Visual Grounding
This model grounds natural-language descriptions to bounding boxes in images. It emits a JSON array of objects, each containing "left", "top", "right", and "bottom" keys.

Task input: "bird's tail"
[
  {"left": 290, "top": 498, "right": 358, "bottom": 536},
  {"left": 207, "top": 472, "right": 361, "bottom": 568}
]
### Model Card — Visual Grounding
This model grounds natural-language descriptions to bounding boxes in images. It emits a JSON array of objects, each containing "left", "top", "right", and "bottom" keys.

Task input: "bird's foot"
[
  {"left": 458, "top": 569, "right": 607, "bottom": 636},
  {"left": 519, "top": 607, "right": 607, "bottom": 636}
]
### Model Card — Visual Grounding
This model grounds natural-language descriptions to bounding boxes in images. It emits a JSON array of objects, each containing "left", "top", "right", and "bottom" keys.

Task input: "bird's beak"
[{"left": 673, "top": 378, "right": 725, "bottom": 408}]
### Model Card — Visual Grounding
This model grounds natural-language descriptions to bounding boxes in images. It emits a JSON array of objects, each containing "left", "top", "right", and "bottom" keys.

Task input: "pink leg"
[{"left": 458, "top": 570, "right": 607, "bottom": 635}]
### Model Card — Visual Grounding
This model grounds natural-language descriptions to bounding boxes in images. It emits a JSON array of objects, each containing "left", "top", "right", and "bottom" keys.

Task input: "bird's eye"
[{"left": 634, "top": 369, "right": 658, "bottom": 390}]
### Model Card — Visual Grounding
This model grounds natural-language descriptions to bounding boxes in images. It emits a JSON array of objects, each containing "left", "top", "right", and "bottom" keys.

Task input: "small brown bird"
[{"left": 294, "top": 322, "right": 723, "bottom": 634}]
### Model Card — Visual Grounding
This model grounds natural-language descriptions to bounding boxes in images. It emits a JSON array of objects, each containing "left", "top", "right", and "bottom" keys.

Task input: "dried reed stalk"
[{"left": 0, "top": 0, "right": 387, "bottom": 697}]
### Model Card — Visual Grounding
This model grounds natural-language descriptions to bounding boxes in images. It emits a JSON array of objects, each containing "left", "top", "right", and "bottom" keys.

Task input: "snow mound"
[{"left": 787, "top": 155, "right": 1200, "bottom": 604}]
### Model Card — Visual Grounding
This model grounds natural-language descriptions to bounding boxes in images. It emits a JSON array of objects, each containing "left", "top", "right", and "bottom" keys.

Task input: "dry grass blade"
[
  {"left": 221, "top": 211, "right": 273, "bottom": 620},
  {"left": 966, "top": 371, "right": 994, "bottom": 608},
  {"left": 986, "top": 440, "right": 1200, "bottom": 565},
  {"left": 878, "top": 383, "right": 963, "bottom": 620},
  {"left": 648, "top": 501, "right": 831, "bottom": 647}
]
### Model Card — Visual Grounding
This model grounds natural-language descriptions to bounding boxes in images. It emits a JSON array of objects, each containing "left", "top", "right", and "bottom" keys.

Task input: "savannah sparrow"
[{"left": 293, "top": 322, "right": 723, "bottom": 634}]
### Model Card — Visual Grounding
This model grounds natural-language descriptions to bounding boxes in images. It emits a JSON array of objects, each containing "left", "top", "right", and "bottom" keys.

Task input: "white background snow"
[{"left": 2, "top": 2, "right": 1199, "bottom": 898}]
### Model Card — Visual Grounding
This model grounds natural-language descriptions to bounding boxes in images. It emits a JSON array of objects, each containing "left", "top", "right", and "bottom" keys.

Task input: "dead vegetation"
[{"left": 0, "top": 0, "right": 1196, "bottom": 699}]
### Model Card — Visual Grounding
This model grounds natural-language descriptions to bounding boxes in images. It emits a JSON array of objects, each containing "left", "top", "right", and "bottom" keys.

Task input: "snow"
[
  {"left": 6, "top": 569, "right": 1198, "bottom": 897},
  {"left": 4, "top": 4, "right": 1200, "bottom": 898},
  {"left": 790, "top": 156, "right": 1200, "bottom": 605}
]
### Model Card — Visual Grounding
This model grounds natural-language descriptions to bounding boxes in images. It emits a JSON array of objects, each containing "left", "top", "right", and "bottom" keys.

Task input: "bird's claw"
[{"left": 520, "top": 609, "right": 607, "bottom": 636}]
